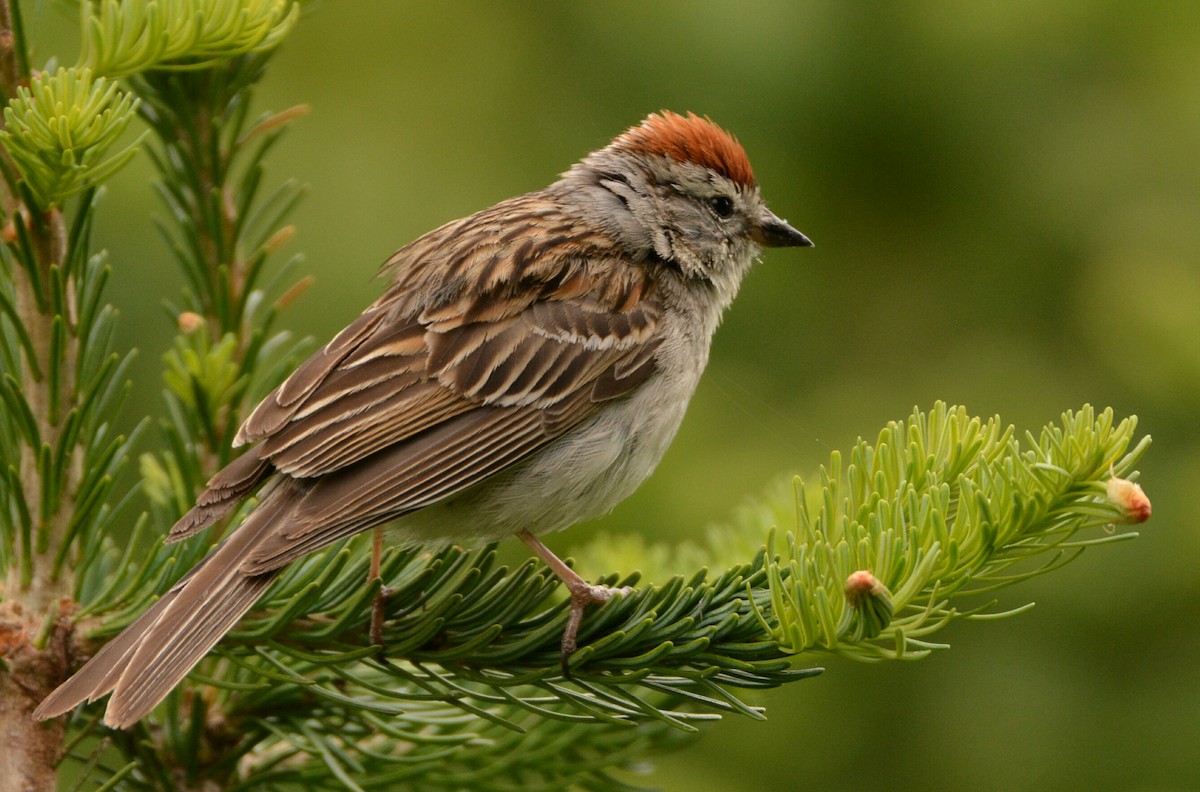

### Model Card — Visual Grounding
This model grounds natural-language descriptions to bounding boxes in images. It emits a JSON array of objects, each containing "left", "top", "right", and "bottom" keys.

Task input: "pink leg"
[
  {"left": 370, "top": 525, "right": 389, "bottom": 646},
  {"left": 517, "top": 530, "right": 632, "bottom": 671}
]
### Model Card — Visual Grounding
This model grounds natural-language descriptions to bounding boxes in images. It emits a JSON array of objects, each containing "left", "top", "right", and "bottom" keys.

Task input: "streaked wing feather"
[
  {"left": 236, "top": 308, "right": 389, "bottom": 445},
  {"left": 225, "top": 199, "right": 665, "bottom": 574},
  {"left": 239, "top": 253, "right": 661, "bottom": 484},
  {"left": 167, "top": 450, "right": 272, "bottom": 541},
  {"left": 240, "top": 405, "right": 559, "bottom": 573},
  {"left": 272, "top": 388, "right": 466, "bottom": 478}
]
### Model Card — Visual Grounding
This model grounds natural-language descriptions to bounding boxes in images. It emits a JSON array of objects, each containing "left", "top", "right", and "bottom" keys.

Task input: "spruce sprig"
[
  {"left": 81, "top": 0, "right": 299, "bottom": 78},
  {"left": 0, "top": 68, "right": 142, "bottom": 207},
  {"left": 761, "top": 403, "right": 1149, "bottom": 660}
]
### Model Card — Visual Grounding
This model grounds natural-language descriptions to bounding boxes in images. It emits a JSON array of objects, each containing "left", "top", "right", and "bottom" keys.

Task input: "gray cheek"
[{"left": 575, "top": 183, "right": 663, "bottom": 257}]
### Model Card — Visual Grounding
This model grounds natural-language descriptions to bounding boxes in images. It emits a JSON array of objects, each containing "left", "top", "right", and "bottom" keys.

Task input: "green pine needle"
[
  {"left": 81, "top": 0, "right": 299, "bottom": 78},
  {"left": 0, "top": 68, "right": 143, "bottom": 208}
]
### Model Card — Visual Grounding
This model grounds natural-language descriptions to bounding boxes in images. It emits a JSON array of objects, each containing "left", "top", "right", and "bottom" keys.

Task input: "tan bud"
[
  {"left": 1107, "top": 469, "right": 1151, "bottom": 524},
  {"left": 844, "top": 570, "right": 888, "bottom": 609},
  {"left": 177, "top": 311, "right": 205, "bottom": 333},
  {"left": 842, "top": 570, "right": 893, "bottom": 642}
]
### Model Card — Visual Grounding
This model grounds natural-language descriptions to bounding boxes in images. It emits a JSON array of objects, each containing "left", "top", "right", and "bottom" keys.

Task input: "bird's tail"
[{"left": 34, "top": 478, "right": 301, "bottom": 728}]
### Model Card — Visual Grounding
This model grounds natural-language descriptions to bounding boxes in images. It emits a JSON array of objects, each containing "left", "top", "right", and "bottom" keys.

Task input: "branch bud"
[
  {"left": 1107, "top": 468, "right": 1151, "bottom": 524},
  {"left": 177, "top": 311, "right": 205, "bottom": 334},
  {"left": 843, "top": 570, "right": 893, "bottom": 641}
]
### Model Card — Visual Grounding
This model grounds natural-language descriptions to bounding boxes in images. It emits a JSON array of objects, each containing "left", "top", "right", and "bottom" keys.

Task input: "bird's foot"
[
  {"left": 515, "top": 529, "right": 634, "bottom": 675},
  {"left": 560, "top": 581, "right": 634, "bottom": 674}
]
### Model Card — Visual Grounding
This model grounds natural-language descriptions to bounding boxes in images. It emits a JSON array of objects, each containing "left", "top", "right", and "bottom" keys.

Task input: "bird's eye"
[{"left": 708, "top": 195, "right": 734, "bottom": 218}]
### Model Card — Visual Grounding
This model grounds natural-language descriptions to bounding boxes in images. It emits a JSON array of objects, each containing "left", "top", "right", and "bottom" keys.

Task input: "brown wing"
[{"left": 223, "top": 194, "right": 664, "bottom": 569}]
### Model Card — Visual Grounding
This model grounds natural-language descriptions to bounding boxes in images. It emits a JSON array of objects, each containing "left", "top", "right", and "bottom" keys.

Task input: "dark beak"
[{"left": 752, "top": 209, "right": 813, "bottom": 248}]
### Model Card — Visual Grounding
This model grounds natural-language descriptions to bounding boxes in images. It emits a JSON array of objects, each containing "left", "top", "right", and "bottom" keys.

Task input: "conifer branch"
[
  {"left": 58, "top": 403, "right": 1151, "bottom": 790},
  {"left": 0, "top": 2, "right": 1156, "bottom": 790}
]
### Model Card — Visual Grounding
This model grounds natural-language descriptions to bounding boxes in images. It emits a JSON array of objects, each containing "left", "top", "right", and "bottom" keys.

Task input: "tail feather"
[
  {"left": 105, "top": 571, "right": 277, "bottom": 727},
  {"left": 35, "top": 478, "right": 302, "bottom": 728},
  {"left": 166, "top": 451, "right": 272, "bottom": 543},
  {"left": 32, "top": 588, "right": 183, "bottom": 720}
]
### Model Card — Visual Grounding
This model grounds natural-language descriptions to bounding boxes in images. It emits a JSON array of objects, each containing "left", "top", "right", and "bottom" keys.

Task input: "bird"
[{"left": 34, "top": 110, "right": 812, "bottom": 728}]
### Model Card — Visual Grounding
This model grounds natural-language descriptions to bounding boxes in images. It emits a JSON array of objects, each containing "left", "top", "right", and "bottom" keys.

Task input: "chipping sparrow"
[{"left": 35, "top": 111, "right": 812, "bottom": 727}]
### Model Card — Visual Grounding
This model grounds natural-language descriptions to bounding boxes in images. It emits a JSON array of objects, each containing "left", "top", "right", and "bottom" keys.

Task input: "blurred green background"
[{"left": 28, "top": 1, "right": 1200, "bottom": 789}]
